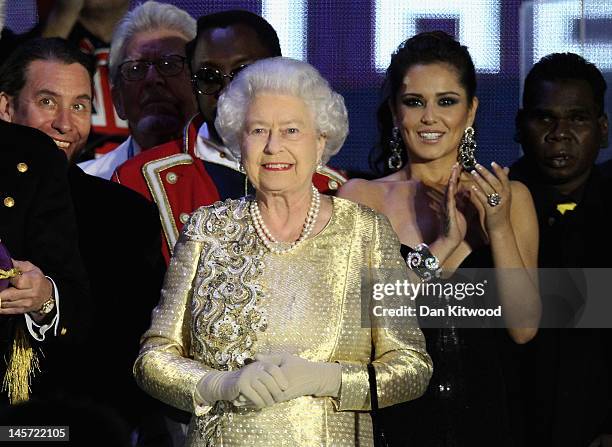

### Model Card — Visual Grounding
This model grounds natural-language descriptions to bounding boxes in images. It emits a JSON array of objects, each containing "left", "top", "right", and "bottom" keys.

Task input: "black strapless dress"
[{"left": 378, "top": 245, "right": 518, "bottom": 447}]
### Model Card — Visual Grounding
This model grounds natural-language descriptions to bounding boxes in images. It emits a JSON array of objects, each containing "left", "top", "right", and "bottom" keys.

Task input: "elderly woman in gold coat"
[{"left": 134, "top": 57, "right": 433, "bottom": 446}]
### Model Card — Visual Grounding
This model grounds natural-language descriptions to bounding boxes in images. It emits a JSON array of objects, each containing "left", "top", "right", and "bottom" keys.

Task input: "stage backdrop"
[{"left": 6, "top": 0, "right": 612, "bottom": 172}]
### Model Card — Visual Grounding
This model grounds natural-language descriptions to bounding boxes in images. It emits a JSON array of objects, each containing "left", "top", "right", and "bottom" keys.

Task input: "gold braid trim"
[
  {"left": 2, "top": 324, "right": 40, "bottom": 404},
  {"left": 0, "top": 268, "right": 21, "bottom": 280}
]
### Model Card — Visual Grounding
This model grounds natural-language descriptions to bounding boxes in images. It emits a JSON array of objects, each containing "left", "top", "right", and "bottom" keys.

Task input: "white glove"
[
  {"left": 196, "top": 360, "right": 289, "bottom": 409},
  {"left": 255, "top": 353, "right": 341, "bottom": 402}
]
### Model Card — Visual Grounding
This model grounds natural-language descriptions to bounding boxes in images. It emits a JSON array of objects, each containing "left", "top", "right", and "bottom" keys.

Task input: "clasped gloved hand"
[
  {"left": 196, "top": 360, "right": 289, "bottom": 409},
  {"left": 255, "top": 353, "right": 341, "bottom": 402}
]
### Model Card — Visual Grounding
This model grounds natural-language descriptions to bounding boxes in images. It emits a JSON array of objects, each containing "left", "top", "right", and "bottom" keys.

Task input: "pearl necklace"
[{"left": 250, "top": 185, "right": 320, "bottom": 254}]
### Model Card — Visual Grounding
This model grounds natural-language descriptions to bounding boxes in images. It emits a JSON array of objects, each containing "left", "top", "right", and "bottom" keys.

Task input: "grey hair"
[
  {"left": 215, "top": 57, "right": 349, "bottom": 164},
  {"left": 109, "top": 1, "right": 196, "bottom": 86}
]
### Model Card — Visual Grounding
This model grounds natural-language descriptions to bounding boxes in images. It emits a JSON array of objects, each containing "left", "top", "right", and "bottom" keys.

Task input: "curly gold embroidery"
[
  {"left": 184, "top": 198, "right": 267, "bottom": 441},
  {"left": 185, "top": 198, "right": 267, "bottom": 371}
]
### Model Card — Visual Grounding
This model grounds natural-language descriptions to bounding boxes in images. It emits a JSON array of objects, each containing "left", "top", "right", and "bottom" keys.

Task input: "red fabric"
[
  {"left": 88, "top": 49, "right": 129, "bottom": 143},
  {"left": 113, "top": 136, "right": 220, "bottom": 263}
]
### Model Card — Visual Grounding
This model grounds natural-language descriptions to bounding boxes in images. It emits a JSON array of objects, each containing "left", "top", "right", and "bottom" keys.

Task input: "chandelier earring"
[
  {"left": 387, "top": 126, "right": 403, "bottom": 170},
  {"left": 458, "top": 126, "right": 478, "bottom": 171}
]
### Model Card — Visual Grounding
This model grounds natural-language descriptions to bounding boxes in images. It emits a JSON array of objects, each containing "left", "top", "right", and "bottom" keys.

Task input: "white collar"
[{"left": 195, "top": 122, "right": 240, "bottom": 172}]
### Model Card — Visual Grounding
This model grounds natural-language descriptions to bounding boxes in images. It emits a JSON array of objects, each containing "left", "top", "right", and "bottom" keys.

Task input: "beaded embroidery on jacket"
[{"left": 183, "top": 198, "right": 267, "bottom": 443}]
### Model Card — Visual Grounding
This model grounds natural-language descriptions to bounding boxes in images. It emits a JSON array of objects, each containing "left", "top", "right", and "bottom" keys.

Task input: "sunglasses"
[
  {"left": 191, "top": 64, "right": 249, "bottom": 95},
  {"left": 119, "top": 55, "right": 186, "bottom": 82}
]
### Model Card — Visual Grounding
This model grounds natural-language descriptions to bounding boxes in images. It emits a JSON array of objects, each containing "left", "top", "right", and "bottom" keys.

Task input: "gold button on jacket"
[{"left": 166, "top": 172, "right": 178, "bottom": 184}]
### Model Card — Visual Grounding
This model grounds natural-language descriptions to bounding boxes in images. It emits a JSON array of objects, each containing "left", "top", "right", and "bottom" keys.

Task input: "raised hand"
[
  {"left": 440, "top": 163, "right": 468, "bottom": 245},
  {"left": 423, "top": 164, "right": 470, "bottom": 265},
  {"left": 468, "top": 162, "right": 512, "bottom": 232}
]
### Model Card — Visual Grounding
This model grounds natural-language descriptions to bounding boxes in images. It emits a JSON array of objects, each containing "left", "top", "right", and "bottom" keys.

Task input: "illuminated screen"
[{"left": 6, "top": 0, "right": 612, "bottom": 171}]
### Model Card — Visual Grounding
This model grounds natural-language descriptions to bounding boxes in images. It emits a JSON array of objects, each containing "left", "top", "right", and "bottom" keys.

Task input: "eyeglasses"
[
  {"left": 118, "top": 55, "right": 186, "bottom": 81},
  {"left": 191, "top": 64, "right": 249, "bottom": 95}
]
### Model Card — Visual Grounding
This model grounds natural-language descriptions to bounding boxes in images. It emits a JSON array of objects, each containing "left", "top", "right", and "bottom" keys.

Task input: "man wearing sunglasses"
[
  {"left": 114, "top": 10, "right": 347, "bottom": 263},
  {"left": 80, "top": 1, "right": 197, "bottom": 180}
]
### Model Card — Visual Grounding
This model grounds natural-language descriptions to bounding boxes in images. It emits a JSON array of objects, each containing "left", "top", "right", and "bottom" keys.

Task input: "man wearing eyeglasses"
[
  {"left": 114, "top": 10, "right": 347, "bottom": 263},
  {"left": 79, "top": 2, "right": 197, "bottom": 180}
]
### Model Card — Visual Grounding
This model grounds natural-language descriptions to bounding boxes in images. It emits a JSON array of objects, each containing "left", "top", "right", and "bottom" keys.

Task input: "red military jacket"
[{"left": 113, "top": 115, "right": 347, "bottom": 263}]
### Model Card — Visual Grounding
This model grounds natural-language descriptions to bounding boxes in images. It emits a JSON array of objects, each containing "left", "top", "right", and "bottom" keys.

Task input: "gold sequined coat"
[{"left": 134, "top": 197, "right": 432, "bottom": 446}]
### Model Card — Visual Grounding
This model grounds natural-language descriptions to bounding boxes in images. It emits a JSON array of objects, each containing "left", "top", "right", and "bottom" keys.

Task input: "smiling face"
[
  {"left": 112, "top": 29, "right": 197, "bottom": 149},
  {"left": 0, "top": 60, "right": 92, "bottom": 162},
  {"left": 518, "top": 79, "right": 608, "bottom": 187},
  {"left": 392, "top": 62, "right": 477, "bottom": 167},
  {"left": 241, "top": 93, "right": 325, "bottom": 195}
]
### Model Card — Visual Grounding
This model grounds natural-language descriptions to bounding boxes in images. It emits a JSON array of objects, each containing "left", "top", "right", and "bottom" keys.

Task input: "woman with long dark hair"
[{"left": 339, "top": 32, "right": 540, "bottom": 446}]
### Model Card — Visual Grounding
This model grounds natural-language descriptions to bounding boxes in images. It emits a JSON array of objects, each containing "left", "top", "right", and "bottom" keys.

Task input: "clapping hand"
[
  {"left": 440, "top": 163, "right": 469, "bottom": 246},
  {"left": 468, "top": 162, "right": 512, "bottom": 232},
  {"left": 425, "top": 163, "right": 471, "bottom": 264}
]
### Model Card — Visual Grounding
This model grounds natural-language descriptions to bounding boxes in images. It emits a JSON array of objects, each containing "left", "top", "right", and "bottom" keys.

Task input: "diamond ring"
[{"left": 487, "top": 193, "right": 502, "bottom": 207}]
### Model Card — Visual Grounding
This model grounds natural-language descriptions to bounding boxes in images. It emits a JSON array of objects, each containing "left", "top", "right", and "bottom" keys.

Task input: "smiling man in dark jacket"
[{"left": 0, "top": 37, "right": 165, "bottom": 430}]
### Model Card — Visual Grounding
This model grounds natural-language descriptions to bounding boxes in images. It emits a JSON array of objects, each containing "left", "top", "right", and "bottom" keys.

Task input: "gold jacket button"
[
  {"left": 3, "top": 197, "right": 15, "bottom": 208},
  {"left": 328, "top": 179, "right": 339, "bottom": 190},
  {"left": 180, "top": 213, "right": 190, "bottom": 224},
  {"left": 219, "top": 151, "right": 226, "bottom": 158},
  {"left": 60, "top": 327, "right": 67, "bottom": 336},
  {"left": 166, "top": 172, "right": 178, "bottom": 184},
  {"left": 17, "top": 163, "right": 28, "bottom": 173}
]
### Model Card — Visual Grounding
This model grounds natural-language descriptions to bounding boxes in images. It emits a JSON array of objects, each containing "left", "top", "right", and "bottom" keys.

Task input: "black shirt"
[{"left": 508, "top": 156, "right": 612, "bottom": 447}]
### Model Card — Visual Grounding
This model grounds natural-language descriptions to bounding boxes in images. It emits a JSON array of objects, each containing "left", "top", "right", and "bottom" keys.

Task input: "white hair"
[
  {"left": 215, "top": 57, "right": 349, "bottom": 164},
  {"left": 109, "top": 1, "right": 196, "bottom": 85}
]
